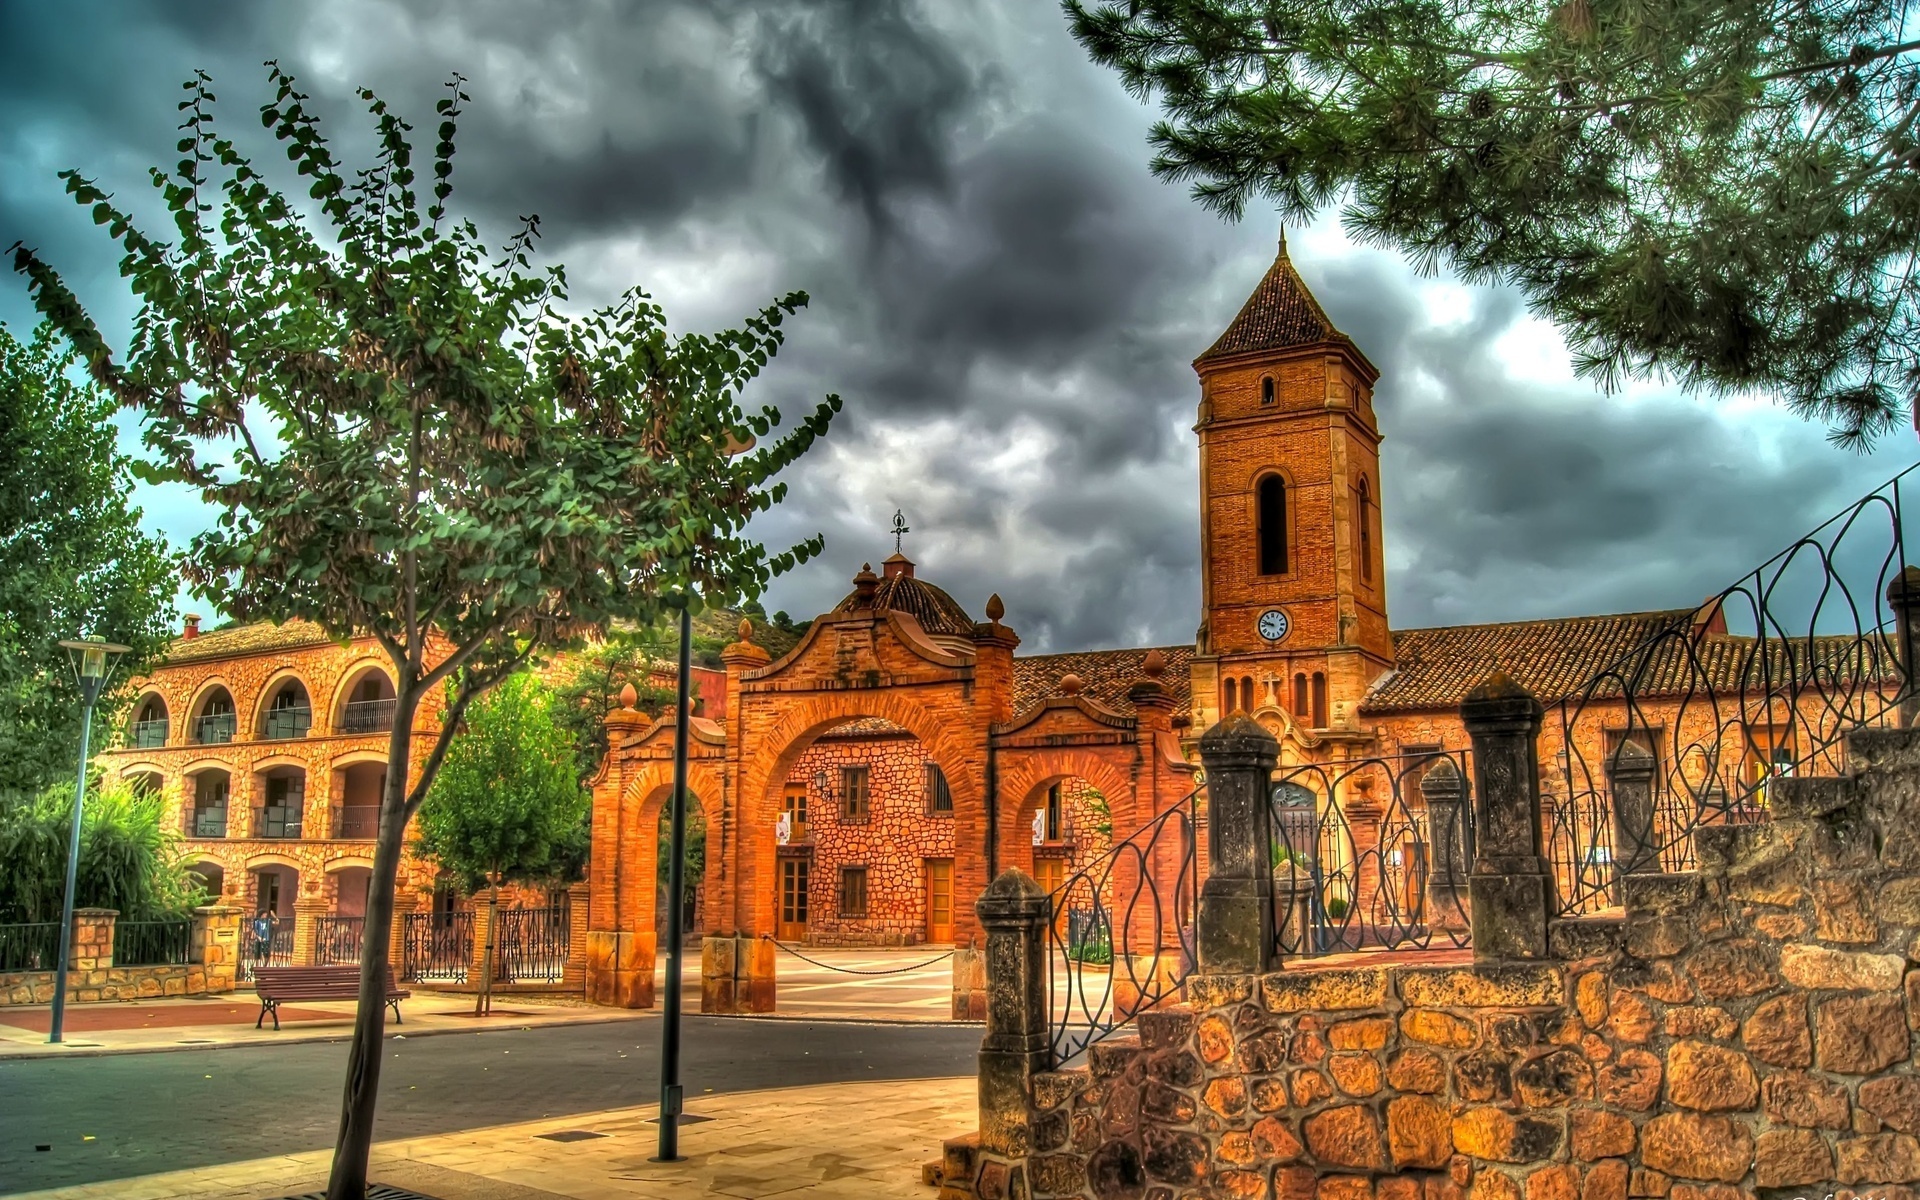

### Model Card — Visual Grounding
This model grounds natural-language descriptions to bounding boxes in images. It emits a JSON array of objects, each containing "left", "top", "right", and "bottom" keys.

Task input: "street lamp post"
[
  {"left": 655, "top": 598, "right": 694, "bottom": 1162},
  {"left": 51, "top": 636, "right": 130, "bottom": 1044}
]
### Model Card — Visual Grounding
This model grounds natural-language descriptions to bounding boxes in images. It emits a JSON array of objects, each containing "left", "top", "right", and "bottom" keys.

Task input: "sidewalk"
[
  {"left": 0, "top": 947, "right": 963, "bottom": 1058},
  {"left": 6, "top": 1075, "right": 973, "bottom": 1200}
]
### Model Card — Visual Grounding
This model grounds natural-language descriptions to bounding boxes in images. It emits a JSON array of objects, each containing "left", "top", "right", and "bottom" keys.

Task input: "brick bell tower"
[{"left": 1189, "top": 231, "right": 1393, "bottom": 750}]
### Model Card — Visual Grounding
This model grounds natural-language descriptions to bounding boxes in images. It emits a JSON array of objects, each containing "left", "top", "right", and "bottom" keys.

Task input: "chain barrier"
[{"left": 766, "top": 937, "right": 955, "bottom": 975}]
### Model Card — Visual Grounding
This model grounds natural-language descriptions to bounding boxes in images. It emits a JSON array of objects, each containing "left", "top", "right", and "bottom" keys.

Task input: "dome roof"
[{"left": 833, "top": 556, "right": 976, "bottom": 638}]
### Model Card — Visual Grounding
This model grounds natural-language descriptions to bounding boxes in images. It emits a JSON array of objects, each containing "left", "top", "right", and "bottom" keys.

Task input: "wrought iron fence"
[
  {"left": 238, "top": 917, "right": 295, "bottom": 981},
  {"left": 113, "top": 918, "right": 193, "bottom": 966},
  {"left": 1548, "top": 465, "right": 1916, "bottom": 915},
  {"left": 340, "top": 699, "right": 396, "bottom": 734},
  {"left": 402, "top": 910, "right": 473, "bottom": 982},
  {"left": 493, "top": 905, "right": 570, "bottom": 983},
  {"left": 315, "top": 915, "right": 365, "bottom": 965},
  {"left": 1269, "top": 751, "right": 1475, "bottom": 957},
  {"left": 1045, "top": 787, "right": 1200, "bottom": 1063},
  {"left": 0, "top": 922, "right": 61, "bottom": 971}
]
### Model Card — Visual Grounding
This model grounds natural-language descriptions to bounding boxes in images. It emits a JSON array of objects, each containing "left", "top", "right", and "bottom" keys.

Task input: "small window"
[
  {"left": 926, "top": 763, "right": 953, "bottom": 814},
  {"left": 1220, "top": 679, "right": 1235, "bottom": 714},
  {"left": 839, "top": 867, "right": 869, "bottom": 918},
  {"left": 1260, "top": 376, "right": 1275, "bottom": 405},
  {"left": 1311, "top": 672, "right": 1328, "bottom": 729},
  {"left": 841, "top": 765, "right": 870, "bottom": 821},
  {"left": 1241, "top": 676, "right": 1255, "bottom": 712},
  {"left": 1045, "top": 784, "right": 1064, "bottom": 841},
  {"left": 1293, "top": 673, "right": 1308, "bottom": 718},
  {"left": 783, "top": 784, "right": 809, "bottom": 839},
  {"left": 1257, "top": 476, "right": 1288, "bottom": 575},
  {"left": 1356, "top": 476, "right": 1374, "bottom": 584}
]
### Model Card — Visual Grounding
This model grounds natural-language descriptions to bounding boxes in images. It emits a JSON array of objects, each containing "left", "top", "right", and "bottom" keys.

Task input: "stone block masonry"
[
  {"left": 949, "top": 724, "right": 1920, "bottom": 1198},
  {"left": 1, "top": 906, "right": 240, "bottom": 1006}
]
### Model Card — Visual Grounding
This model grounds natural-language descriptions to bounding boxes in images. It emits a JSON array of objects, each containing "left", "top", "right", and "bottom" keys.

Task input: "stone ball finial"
[
  {"left": 1060, "top": 673, "right": 1083, "bottom": 696},
  {"left": 738, "top": 616, "right": 753, "bottom": 642},
  {"left": 1142, "top": 648, "right": 1166, "bottom": 679},
  {"left": 986, "top": 593, "right": 1005, "bottom": 623},
  {"left": 618, "top": 683, "right": 638, "bottom": 709}
]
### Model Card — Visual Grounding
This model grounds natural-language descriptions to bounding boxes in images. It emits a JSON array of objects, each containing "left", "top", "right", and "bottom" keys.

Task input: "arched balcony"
[
  {"left": 260, "top": 678, "right": 313, "bottom": 740},
  {"left": 337, "top": 668, "right": 397, "bottom": 735},
  {"left": 128, "top": 694, "right": 169, "bottom": 748},
  {"left": 192, "top": 687, "right": 237, "bottom": 745}
]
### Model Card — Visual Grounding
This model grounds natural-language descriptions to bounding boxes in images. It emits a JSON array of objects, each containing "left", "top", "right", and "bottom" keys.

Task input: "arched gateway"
[{"left": 585, "top": 554, "right": 1197, "bottom": 1018}]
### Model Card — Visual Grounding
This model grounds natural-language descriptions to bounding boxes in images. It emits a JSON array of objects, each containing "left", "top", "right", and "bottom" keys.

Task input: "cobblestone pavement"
[{"left": 5, "top": 1075, "right": 974, "bottom": 1200}]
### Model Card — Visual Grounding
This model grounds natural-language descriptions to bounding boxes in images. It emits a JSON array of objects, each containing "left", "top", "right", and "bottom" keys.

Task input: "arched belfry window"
[
  {"left": 1356, "top": 476, "right": 1374, "bottom": 583},
  {"left": 1260, "top": 376, "right": 1275, "bottom": 405},
  {"left": 1257, "top": 475, "right": 1288, "bottom": 576}
]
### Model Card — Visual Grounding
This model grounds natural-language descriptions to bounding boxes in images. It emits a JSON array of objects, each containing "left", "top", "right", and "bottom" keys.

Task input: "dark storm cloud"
[{"left": 0, "top": 0, "right": 1903, "bottom": 653}]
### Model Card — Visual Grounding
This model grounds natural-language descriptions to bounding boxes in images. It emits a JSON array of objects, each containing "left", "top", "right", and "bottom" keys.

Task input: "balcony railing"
[
  {"left": 340, "top": 699, "right": 396, "bottom": 734},
  {"left": 128, "top": 719, "right": 168, "bottom": 748},
  {"left": 253, "top": 806, "right": 303, "bottom": 839},
  {"left": 331, "top": 806, "right": 380, "bottom": 839},
  {"left": 191, "top": 807, "right": 228, "bottom": 838},
  {"left": 262, "top": 706, "right": 312, "bottom": 739},
  {"left": 194, "top": 713, "right": 237, "bottom": 744}
]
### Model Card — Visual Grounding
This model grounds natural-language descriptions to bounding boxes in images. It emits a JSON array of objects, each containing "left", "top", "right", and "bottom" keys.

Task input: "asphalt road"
[{"left": 0, "top": 1015, "right": 980, "bottom": 1195}]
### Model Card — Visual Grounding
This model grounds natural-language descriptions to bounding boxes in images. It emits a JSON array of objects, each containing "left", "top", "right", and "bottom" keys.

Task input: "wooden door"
[
  {"left": 1033, "top": 857, "right": 1065, "bottom": 896},
  {"left": 925, "top": 858, "right": 953, "bottom": 944},
  {"left": 778, "top": 859, "right": 810, "bottom": 941}
]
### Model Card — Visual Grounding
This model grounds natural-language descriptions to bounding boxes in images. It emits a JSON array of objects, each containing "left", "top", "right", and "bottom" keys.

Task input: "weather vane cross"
[{"left": 891, "top": 509, "right": 910, "bottom": 554}]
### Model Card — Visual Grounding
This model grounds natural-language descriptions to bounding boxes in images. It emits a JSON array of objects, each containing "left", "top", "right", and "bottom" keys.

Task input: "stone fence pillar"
[
  {"left": 1888, "top": 565, "right": 1920, "bottom": 728},
  {"left": 563, "top": 880, "right": 590, "bottom": 990},
  {"left": 1606, "top": 739, "right": 1660, "bottom": 882},
  {"left": 292, "top": 895, "right": 326, "bottom": 966},
  {"left": 192, "top": 904, "right": 243, "bottom": 991},
  {"left": 71, "top": 908, "right": 117, "bottom": 972},
  {"left": 1195, "top": 715, "right": 1277, "bottom": 975},
  {"left": 1461, "top": 672, "right": 1552, "bottom": 960},
  {"left": 700, "top": 933, "right": 774, "bottom": 1013},
  {"left": 1419, "top": 757, "right": 1472, "bottom": 932},
  {"left": 976, "top": 869, "right": 1049, "bottom": 1163}
]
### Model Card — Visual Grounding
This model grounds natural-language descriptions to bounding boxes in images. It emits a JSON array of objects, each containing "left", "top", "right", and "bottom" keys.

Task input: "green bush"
[{"left": 0, "top": 778, "right": 207, "bottom": 924}]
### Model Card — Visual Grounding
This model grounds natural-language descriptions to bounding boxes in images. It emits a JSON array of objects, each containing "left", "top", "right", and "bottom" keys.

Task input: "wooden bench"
[{"left": 252, "top": 965, "right": 410, "bottom": 1030}]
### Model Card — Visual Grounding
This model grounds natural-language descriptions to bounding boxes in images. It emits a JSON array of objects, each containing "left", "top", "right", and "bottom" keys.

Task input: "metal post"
[
  {"left": 51, "top": 687, "right": 100, "bottom": 1044},
  {"left": 655, "top": 599, "right": 693, "bottom": 1161}
]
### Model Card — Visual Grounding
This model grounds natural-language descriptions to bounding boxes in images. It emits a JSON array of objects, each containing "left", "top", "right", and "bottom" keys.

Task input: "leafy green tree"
[
  {"left": 0, "top": 324, "right": 175, "bottom": 798},
  {"left": 0, "top": 777, "right": 208, "bottom": 925},
  {"left": 413, "top": 673, "right": 587, "bottom": 1015},
  {"left": 11, "top": 67, "right": 837, "bottom": 1197},
  {"left": 546, "top": 627, "right": 678, "bottom": 780},
  {"left": 1067, "top": 0, "right": 1920, "bottom": 444}
]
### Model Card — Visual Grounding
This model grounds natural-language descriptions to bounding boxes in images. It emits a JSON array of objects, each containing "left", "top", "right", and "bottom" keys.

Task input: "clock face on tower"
[{"left": 1257, "top": 608, "right": 1291, "bottom": 643}]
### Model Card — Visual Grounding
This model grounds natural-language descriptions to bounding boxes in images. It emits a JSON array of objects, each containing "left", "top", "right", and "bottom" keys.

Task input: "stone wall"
[
  {"left": 1, "top": 906, "right": 240, "bottom": 1006},
  {"left": 949, "top": 723, "right": 1920, "bottom": 1199}
]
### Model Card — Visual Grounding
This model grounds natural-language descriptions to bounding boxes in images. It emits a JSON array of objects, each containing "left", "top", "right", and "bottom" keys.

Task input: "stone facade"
[{"left": 947, "top": 723, "right": 1920, "bottom": 1198}]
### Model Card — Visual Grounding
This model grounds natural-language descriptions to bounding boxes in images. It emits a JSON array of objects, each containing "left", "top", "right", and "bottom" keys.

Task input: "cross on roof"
[{"left": 891, "top": 509, "right": 910, "bottom": 554}]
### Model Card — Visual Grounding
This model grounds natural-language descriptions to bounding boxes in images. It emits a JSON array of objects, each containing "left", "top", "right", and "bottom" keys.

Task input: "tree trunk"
[
  {"left": 477, "top": 879, "right": 499, "bottom": 1017},
  {"left": 326, "top": 689, "right": 416, "bottom": 1200}
]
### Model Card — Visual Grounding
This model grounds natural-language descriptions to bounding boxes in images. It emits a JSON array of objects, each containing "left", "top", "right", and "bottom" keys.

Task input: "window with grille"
[
  {"left": 926, "top": 763, "right": 952, "bottom": 814},
  {"left": 841, "top": 766, "right": 870, "bottom": 820},
  {"left": 839, "top": 867, "right": 869, "bottom": 918}
]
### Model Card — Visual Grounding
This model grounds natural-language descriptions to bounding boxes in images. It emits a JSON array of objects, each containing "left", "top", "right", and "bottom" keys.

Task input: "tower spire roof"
[{"left": 1194, "top": 228, "right": 1358, "bottom": 367}]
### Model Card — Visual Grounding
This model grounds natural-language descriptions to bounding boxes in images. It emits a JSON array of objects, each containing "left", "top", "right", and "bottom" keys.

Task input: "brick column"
[
  {"left": 70, "top": 908, "right": 117, "bottom": 1002},
  {"left": 292, "top": 894, "right": 326, "bottom": 965},
  {"left": 469, "top": 898, "right": 497, "bottom": 987},
  {"left": 1195, "top": 715, "right": 1277, "bottom": 976},
  {"left": 1888, "top": 565, "right": 1920, "bottom": 727},
  {"left": 191, "top": 904, "right": 243, "bottom": 993},
  {"left": 976, "top": 869, "right": 1049, "bottom": 1164},
  {"left": 563, "top": 880, "right": 590, "bottom": 990},
  {"left": 1607, "top": 739, "right": 1660, "bottom": 883},
  {"left": 388, "top": 887, "right": 418, "bottom": 975},
  {"left": 1461, "top": 671, "right": 1552, "bottom": 960},
  {"left": 1420, "top": 756, "right": 1472, "bottom": 932}
]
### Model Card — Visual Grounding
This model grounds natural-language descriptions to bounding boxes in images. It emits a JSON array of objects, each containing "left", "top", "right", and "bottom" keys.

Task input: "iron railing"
[
  {"left": 113, "top": 918, "right": 192, "bottom": 966},
  {"left": 128, "top": 719, "right": 168, "bottom": 748},
  {"left": 191, "top": 806, "right": 228, "bottom": 838},
  {"left": 1269, "top": 751, "right": 1474, "bottom": 957},
  {"left": 194, "top": 712, "right": 237, "bottom": 744},
  {"left": 314, "top": 914, "right": 364, "bottom": 965},
  {"left": 262, "top": 706, "right": 312, "bottom": 739},
  {"left": 492, "top": 905, "right": 570, "bottom": 982},
  {"left": 340, "top": 699, "right": 396, "bottom": 734},
  {"left": 0, "top": 922, "right": 61, "bottom": 971},
  {"left": 252, "top": 805, "right": 303, "bottom": 839},
  {"left": 331, "top": 806, "right": 380, "bottom": 839},
  {"left": 1045, "top": 786, "right": 1200, "bottom": 1063},
  {"left": 1547, "top": 465, "right": 1915, "bottom": 915},
  {"left": 239, "top": 918, "right": 295, "bottom": 981},
  {"left": 402, "top": 910, "right": 473, "bottom": 982}
]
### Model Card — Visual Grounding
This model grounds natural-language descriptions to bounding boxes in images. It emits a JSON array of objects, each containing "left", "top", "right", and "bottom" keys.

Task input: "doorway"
[
  {"left": 924, "top": 858, "right": 953, "bottom": 944},
  {"left": 778, "top": 858, "right": 810, "bottom": 941}
]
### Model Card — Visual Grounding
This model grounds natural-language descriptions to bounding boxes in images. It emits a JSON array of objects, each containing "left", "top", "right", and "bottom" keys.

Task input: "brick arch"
[
  {"left": 128, "top": 688, "right": 172, "bottom": 740},
  {"left": 598, "top": 760, "right": 727, "bottom": 944},
  {"left": 183, "top": 676, "right": 239, "bottom": 740},
  {"left": 327, "top": 659, "right": 395, "bottom": 731},
  {"left": 996, "top": 750, "right": 1136, "bottom": 879},
  {"left": 731, "top": 689, "right": 981, "bottom": 939}
]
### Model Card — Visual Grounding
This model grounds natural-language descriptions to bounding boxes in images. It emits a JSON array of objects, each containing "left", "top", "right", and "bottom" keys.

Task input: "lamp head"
[{"left": 59, "top": 636, "right": 131, "bottom": 705}]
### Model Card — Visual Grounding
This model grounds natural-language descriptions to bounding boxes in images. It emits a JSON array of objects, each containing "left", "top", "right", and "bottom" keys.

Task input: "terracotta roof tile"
[
  {"left": 833, "top": 571, "right": 976, "bottom": 638},
  {"left": 1195, "top": 236, "right": 1348, "bottom": 365},
  {"left": 1362, "top": 610, "right": 1898, "bottom": 713},
  {"left": 1013, "top": 645, "right": 1193, "bottom": 718},
  {"left": 160, "top": 619, "right": 339, "bottom": 664}
]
